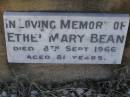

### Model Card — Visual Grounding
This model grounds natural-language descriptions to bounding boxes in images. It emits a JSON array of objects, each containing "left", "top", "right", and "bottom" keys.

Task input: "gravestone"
[{"left": 0, "top": 0, "right": 130, "bottom": 82}]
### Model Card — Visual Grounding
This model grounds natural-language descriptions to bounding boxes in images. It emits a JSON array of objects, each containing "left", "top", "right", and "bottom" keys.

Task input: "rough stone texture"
[{"left": 0, "top": 0, "right": 129, "bottom": 82}]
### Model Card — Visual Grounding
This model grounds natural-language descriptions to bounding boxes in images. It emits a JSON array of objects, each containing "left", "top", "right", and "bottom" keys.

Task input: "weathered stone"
[{"left": 0, "top": 0, "right": 129, "bottom": 82}]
